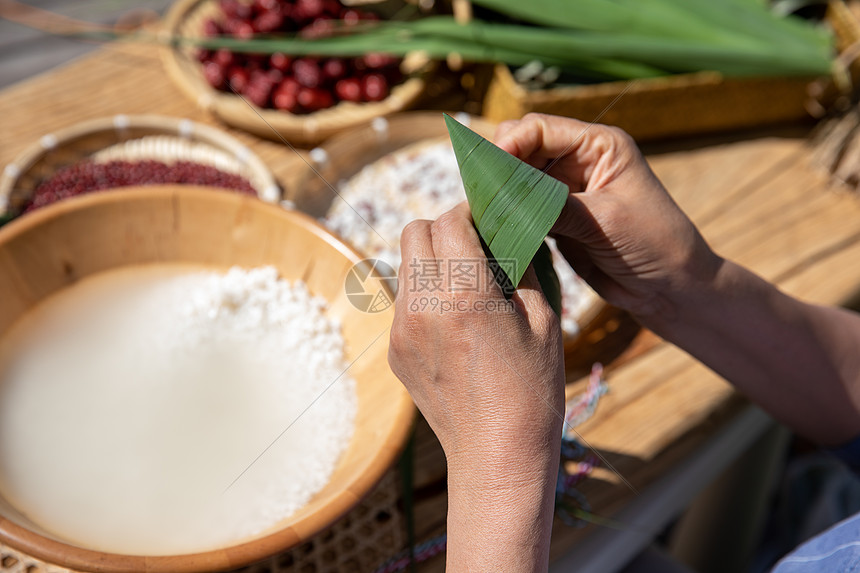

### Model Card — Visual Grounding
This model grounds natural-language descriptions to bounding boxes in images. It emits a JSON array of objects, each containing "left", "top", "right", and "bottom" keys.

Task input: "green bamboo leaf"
[
  {"left": 532, "top": 241, "right": 562, "bottom": 317},
  {"left": 478, "top": 166, "right": 540, "bottom": 245},
  {"left": 444, "top": 118, "right": 516, "bottom": 226},
  {"left": 444, "top": 114, "right": 568, "bottom": 290}
]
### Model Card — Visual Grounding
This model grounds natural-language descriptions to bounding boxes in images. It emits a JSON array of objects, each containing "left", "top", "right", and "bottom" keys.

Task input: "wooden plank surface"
[{"left": 4, "top": 39, "right": 860, "bottom": 572}]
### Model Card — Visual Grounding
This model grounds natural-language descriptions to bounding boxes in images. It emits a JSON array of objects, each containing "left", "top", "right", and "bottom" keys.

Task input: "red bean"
[
  {"left": 277, "top": 76, "right": 301, "bottom": 95},
  {"left": 297, "top": 87, "right": 334, "bottom": 111},
  {"left": 227, "top": 66, "right": 250, "bottom": 92},
  {"left": 322, "top": 58, "right": 347, "bottom": 82},
  {"left": 269, "top": 52, "right": 292, "bottom": 72},
  {"left": 334, "top": 77, "right": 361, "bottom": 102},
  {"left": 267, "top": 68, "right": 284, "bottom": 84},
  {"left": 232, "top": 20, "right": 255, "bottom": 39},
  {"left": 293, "top": 58, "right": 322, "bottom": 88},
  {"left": 294, "top": 0, "right": 325, "bottom": 21},
  {"left": 244, "top": 84, "right": 272, "bottom": 107},
  {"left": 300, "top": 17, "right": 334, "bottom": 39},
  {"left": 340, "top": 9, "right": 360, "bottom": 26},
  {"left": 203, "top": 61, "right": 226, "bottom": 89},
  {"left": 202, "top": 18, "right": 222, "bottom": 37},
  {"left": 272, "top": 86, "right": 300, "bottom": 112},
  {"left": 361, "top": 52, "right": 397, "bottom": 70},
  {"left": 361, "top": 73, "right": 388, "bottom": 102},
  {"left": 200, "top": 0, "right": 403, "bottom": 113},
  {"left": 253, "top": 0, "right": 281, "bottom": 12},
  {"left": 213, "top": 49, "right": 235, "bottom": 68},
  {"left": 253, "top": 10, "right": 284, "bottom": 33},
  {"left": 220, "top": 0, "right": 251, "bottom": 20},
  {"left": 26, "top": 160, "right": 257, "bottom": 213}
]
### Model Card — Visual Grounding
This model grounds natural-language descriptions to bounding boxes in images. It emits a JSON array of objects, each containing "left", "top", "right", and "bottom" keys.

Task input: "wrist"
[
  {"left": 443, "top": 413, "right": 563, "bottom": 494},
  {"left": 445, "top": 447, "right": 559, "bottom": 572},
  {"left": 446, "top": 438, "right": 560, "bottom": 496}
]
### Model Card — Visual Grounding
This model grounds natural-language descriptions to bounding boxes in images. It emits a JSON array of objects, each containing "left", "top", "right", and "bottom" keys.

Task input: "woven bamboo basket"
[
  {"left": 286, "top": 111, "right": 612, "bottom": 371},
  {"left": 0, "top": 186, "right": 415, "bottom": 572},
  {"left": 439, "top": 0, "right": 818, "bottom": 139},
  {"left": 0, "top": 114, "right": 280, "bottom": 218},
  {"left": 0, "top": 470, "right": 406, "bottom": 573},
  {"left": 483, "top": 64, "right": 819, "bottom": 141},
  {"left": 160, "top": 0, "right": 428, "bottom": 146}
]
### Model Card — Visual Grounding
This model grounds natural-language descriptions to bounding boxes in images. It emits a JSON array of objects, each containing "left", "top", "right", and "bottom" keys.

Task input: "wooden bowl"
[
  {"left": 0, "top": 186, "right": 414, "bottom": 572},
  {"left": 161, "top": 0, "right": 428, "bottom": 146},
  {"left": 0, "top": 114, "right": 280, "bottom": 218},
  {"left": 287, "top": 111, "right": 610, "bottom": 372}
]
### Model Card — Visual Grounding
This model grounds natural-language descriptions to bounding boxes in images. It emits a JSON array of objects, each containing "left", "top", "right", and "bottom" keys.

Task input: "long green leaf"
[
  {"left": 189, "top": 14, "right": 831, "bottom": 79},
  {"left": 469, "top": 0, "right": 734, "bottom": 43},
  {"left": 405, "top": 18, "right": 830, "bottom": 76},
  {"left": 471, "top": 0, "right": 830, "bottom": 50},
  {"left": 189, "top": 22, "right": 668, "bottom": 79},
  {"left": 444, "top": 114, "right": 568, "bottom": 289}
]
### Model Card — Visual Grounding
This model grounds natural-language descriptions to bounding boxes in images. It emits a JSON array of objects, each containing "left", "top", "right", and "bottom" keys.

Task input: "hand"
[
  {"left": 495, "top": 113, "right": 723, "bottom": 324},
  {"left": 388, "top": 202, "right": 564, "bottom": 572},
  {"left": 493, "top": 114, "right": 860, "bottom": 447}
]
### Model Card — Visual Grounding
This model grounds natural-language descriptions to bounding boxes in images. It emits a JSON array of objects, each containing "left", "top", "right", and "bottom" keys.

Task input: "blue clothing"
[
  {"left": 828, "top": 438, "right": 860, "bottom": 474},
  {"left": 772, "top": 512, "right": 860, "bottom": 572},
  {"left": 770, "top": 440, "right": 860, "bottom": 572}
]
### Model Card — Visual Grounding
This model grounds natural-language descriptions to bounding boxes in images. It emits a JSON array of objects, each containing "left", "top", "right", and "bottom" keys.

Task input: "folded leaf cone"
[{"left": 444, "top": 114, "right": 567, "bottom": 314}]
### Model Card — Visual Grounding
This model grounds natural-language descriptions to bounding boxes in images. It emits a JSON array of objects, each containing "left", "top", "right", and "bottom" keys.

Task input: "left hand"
[{"left": 388, "top": 202, "right": 564, "bottom": 572}]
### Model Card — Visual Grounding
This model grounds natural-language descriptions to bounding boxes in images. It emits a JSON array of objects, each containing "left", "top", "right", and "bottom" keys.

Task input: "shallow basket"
[
  {"left": 287, "top": 111, "right": 610, "bottom": 371},
  {"left": 0, "top": 114, "right": 280, "bottom": 218},
  {"left": 160, "top": 0, "right": 428, "bottom": 146},
  {"left": 0, "top": 186, "right": 414, "bottom": 572}
]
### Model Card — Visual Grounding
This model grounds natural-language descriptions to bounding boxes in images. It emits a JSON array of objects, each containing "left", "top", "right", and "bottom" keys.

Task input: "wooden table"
[{"left": 4, "top": 40, "right": 860, "bottom": 572}]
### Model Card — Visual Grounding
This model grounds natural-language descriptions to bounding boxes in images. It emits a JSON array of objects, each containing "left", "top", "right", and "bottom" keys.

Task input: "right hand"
[{"left": 495, "top": 113, "right": 723, "bottom": 323}]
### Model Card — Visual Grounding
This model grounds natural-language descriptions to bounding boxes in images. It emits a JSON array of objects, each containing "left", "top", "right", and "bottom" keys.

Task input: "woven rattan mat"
[{"left": 0, "top": 470, "right": 404, "bottom": 573}]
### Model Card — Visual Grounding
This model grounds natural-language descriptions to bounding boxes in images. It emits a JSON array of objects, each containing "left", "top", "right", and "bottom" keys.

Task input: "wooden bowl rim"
[
  {"left": 160, "top": 0, "right": 428, "bottom": 145},
  {"left": 0, "top": 114, "right": 280, "bottom": 216},
  {"left": 0, "top": 186, "right": 415, "bottom": 573}
]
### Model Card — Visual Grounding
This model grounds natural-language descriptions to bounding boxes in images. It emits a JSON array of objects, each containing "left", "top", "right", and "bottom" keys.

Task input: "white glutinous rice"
[
  {"left": 0, "top": 265, "right": 356, "bottom": 555},
  {"left": 324, "top": 139, "right": 597, "bottom": 335}
]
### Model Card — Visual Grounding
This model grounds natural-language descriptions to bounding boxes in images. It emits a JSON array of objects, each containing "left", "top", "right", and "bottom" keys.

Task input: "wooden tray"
[
  {"left": 0, "top": 114, "right": 280, "bottom": 218},
  {"left": 160, "top": 0, "right": 428, "bottom": 146},
  {"left": 287, "top": 111, "right": 613, "bottom": 371},
  {"left": 483, "top": 63, "right": 819, "bottom": 141}
]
